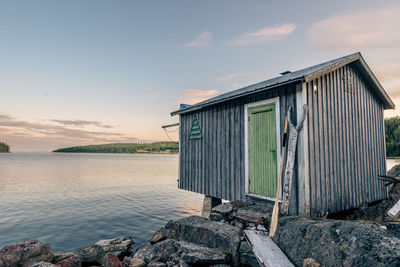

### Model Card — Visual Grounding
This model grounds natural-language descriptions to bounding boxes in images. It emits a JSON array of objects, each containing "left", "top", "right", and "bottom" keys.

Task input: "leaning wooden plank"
[
  {"left": 388, "top": 199, "right": 400, "bottom": 219},
  {"left": 270, "top": 113, "right": 289, "bottom": 237},
  {"left": 244, "top": 229, "right": 294, "bottom": 267}
]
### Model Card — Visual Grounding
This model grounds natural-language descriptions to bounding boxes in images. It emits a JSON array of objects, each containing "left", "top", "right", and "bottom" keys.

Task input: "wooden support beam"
[
  {"left": 244, "top": 229, "right": 294, "bottom": 267},
  {"left": 388, "top": 199, "right": 400, "bottom": 220},
  {"left": 161, "top": 122, "right": 179, "bottom": 129}
]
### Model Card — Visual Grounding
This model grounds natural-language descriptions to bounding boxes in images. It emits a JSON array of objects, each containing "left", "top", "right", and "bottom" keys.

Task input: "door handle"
[{"left": 270, "top": 149, "right": 276, "bottom": 152}]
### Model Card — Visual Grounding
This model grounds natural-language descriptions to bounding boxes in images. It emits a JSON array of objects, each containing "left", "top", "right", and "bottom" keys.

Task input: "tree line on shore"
[
  {"left": 2, "top": 116, "right": 399, "bottom": 157},
  {"left": 53, "top": 141, "right": 179, "bottom": 154},
  {"left": 385, "top": 116, "right": 400, "bottom": 158},
  {"left": 0, "top": 142, "right": 10, "bottom": 152}
]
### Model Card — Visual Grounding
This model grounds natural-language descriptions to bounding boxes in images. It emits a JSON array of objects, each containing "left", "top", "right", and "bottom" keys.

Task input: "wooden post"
[{"left": 201, "top": 195, "right": 222, "bottom": 218}]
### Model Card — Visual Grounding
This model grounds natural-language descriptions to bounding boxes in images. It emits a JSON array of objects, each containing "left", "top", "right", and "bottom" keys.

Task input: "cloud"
[
  {"left": 307, "top": 7, "right": 400, "bottom": 51},
  {"left": 184, "top": 31, "right": 212, "bottom": 47},
  {"left": 0, "top": 113, "right": 143, "bottom": 151},
  {"left": 307, "top": 7, "right": 400, "bottom": 117},
  {"left": 231, "top": 24, "right": 296, "bottom": 46},
  {"left": 372, "top": 61, "right": 400, "bottom": 95},
  {"left": 217, "top": 73, "right": 247, "bottom": 82},
  {"left": 180, "top": 89, "right": 218, "bottom": 104},
  {"left": 51, "top": 119, "right": 114, "bottom": 128}
]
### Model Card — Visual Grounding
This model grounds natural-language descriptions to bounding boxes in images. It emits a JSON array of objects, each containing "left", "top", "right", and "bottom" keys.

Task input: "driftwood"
[
  {"left": 378, "top": 174, "right": 400, "bottom": 186},
  {"left": 281, "top": 105, "right": 308, "bottom": 216}
]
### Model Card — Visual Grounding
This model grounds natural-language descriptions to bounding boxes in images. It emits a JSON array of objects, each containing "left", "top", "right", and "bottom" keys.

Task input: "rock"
[
  {"left": 77, "top": 244, "right": 105, "bottom": 265},
  {"left": 211, "top": 203, "right": 233, "bottom": 215},
  {"left": 209, "top": 265, "right": 231, "bottom": 267},
  {"left": 31, "top": 262, "right": 59, "bottom": 267},
  {"left": 52, "top": 252, "right": 77, "bottom": 263},
  {"left": 232, "top": 204, "right": 272, "bottom": 223},
  {"left": 0, "top": 239, "right": 54, "bottom": 267},
  {"left": 122, "top": 257, "right": 146, "bottom": 267},
  {"left": 388, "top": 164, "right": 400, "bottom": 177},
  {"left": 178, "top": 260, "right": 189, "bottom": 267},
  {"left": 165, "top": 216, "right": 241, "bottom": 265},
  {"left": 104, "top": 252, "right": 122, "bottom": 267},
  {"left": 96, "top": 237, "right": 134, "bottom": 259},
  {"left": 273, "top": 216, "right": 400, "bottom": 267},
  {"left": 150, "top": 229, "right": 168, "bottom": 245},
  {"left": 230, "top": 200, "right": 253, "bottom": 208},
  {"left": 57, "top": 257, "right": 81, "bottom": 267},
  {"left": 178, "top": 241, "right": 229, "bottom": 265},
  {"left": 147, "top": 262, "right": 166, "bottom": 267},
  {"left": 239, "top": 241, "right": 259, "bottom": 267},
  {"left": 134, "top": 240, "right": 178, "bottom": 263},
  {"left": 235, "top": 222, "right": 244, "bottom": 230},
  {"left": 302, "top": 258, "right": 320, "bottom": 267},
  {"left": 209, "top": 213, "right": 224, "bottom": 222},
  {"left": 52, "top": 252, "right": 81, "bottom": 267}
]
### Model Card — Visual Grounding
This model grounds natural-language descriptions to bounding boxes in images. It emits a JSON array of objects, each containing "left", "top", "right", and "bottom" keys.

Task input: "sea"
[
  {"left": 0, "top": 153, "right": 399, "bottom": 252},
  {"left": 0, "top": 152, "right": 202, "bottom": 252}
]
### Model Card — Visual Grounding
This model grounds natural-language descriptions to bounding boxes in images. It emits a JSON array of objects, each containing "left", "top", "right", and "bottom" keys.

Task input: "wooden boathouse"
[{"left": 171, "top": 52, "right": 395, "bottom": 216}]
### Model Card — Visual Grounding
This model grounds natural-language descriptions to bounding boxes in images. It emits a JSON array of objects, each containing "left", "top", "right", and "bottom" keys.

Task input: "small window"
[{"left": 189, "top": 115, "right": 202, "bottom": 139}]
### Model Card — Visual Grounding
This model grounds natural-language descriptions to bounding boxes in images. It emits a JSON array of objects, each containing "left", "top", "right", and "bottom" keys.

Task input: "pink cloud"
[
  {"left": 231, "top": 24, "right": 296, "bottom": 46},
  {"left": 307, "top": 7, "right": 400, "bottom": 50},
  {"left": 179, "top": 89, "right": 218, "bottom": 104},
  {"left": 184, "top": 31, "right": 212, "bottom": 47}
]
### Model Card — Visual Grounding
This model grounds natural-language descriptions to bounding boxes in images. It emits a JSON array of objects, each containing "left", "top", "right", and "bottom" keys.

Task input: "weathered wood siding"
[
  {"left": 178, "top": 84, "right": 298, "bottom": 201},
  {"left": 304, "top": 63, "right": 387, "bottom": 216}
]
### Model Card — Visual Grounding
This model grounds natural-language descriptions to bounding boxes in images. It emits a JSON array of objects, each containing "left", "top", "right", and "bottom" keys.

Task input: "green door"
[{"left": 249, "top": 104, "right": 277, "bottom": 197}]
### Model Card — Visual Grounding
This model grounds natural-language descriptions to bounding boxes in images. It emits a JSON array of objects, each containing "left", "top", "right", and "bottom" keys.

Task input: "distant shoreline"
[
  {"left": 54, "top": 151, "right": 178, "bottom": 154},
  {"left": 52, "top": 141, "right": 179, "bottom": 154}
]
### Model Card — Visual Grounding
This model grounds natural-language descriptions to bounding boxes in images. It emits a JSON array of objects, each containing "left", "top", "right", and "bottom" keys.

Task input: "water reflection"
[{"left": 0, "top": 153, "right": 202, "bottom": 251}]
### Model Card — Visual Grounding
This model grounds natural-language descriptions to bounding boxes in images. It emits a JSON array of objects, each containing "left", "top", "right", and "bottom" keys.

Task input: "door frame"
[{"left": 244, "top": 97, "right": 281, "bottom": 200}]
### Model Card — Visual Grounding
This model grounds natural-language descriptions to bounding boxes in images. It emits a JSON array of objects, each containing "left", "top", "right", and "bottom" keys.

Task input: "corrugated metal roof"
[{"left": 171, "top": 52, "right": 394, "bottom": 115}]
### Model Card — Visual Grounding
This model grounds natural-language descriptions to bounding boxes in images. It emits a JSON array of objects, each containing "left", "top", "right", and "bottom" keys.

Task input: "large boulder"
[
  {"left": 211, "top": 203, "right": 233, "bottom": 215},
  {"left": 150, "top": 229, "right": 168, "bottom": 245},
  {"left": 134, "top": 239, "right": 178, "bottom": 263},
  {"left": 77, "top": 244, "right": 105, "bottom": 266},
  {"left": 232, "top": 204, "right": 272, "bottom": 224},
  {"left": 95, "top": 237, "right": 134, "bottom": 259},
  {"left": 52, "top": 252, "right": 81, "bottom": 267},
  {"left": 122, "top": 257, "right": 146, "bottom": 267},
  {"left": 273, "top": 217, "right": 400, "bottom": 267},
  {"left": 0, "top": 239, "right": 54, "bottom": 267},
  {"left": 103, "top": 252, "right": 122, "bottom": 267},
  {"left": 165, "top": 216, "right": 241, "bottom": 264},
  {"left": 239, "top": 241, "right": 259, "bottom": 267},
  {"left": 178, "top": 241, "right": 229, "bottom": 265}
]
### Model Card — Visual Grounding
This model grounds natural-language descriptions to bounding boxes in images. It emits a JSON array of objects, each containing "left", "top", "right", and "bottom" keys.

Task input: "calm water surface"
[{"left": 0, "top": 153, "right": 202, "bottom": 252}]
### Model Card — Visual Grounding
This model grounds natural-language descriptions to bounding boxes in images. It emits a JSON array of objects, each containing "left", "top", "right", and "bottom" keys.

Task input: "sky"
[{"left": 1, "top": 0, "right": 399, "bottom": 151}]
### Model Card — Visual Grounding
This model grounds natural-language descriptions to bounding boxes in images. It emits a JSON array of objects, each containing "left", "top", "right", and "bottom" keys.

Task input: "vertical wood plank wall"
[
  {"left": 178, "top": 85, "right": 297, "bottom": 202},
  {"left": 305, "top": 64, "right": 387, "bottom": 216}
]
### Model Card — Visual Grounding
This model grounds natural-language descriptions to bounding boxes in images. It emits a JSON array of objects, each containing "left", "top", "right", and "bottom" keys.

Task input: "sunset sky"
[{"left": 1, "top": 1, "right": 399, "bottom": 151}]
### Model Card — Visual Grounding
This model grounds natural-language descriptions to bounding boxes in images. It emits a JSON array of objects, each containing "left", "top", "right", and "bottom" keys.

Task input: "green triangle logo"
[{"left": 189, "top": 115, "right": 202, "bottom": 139}]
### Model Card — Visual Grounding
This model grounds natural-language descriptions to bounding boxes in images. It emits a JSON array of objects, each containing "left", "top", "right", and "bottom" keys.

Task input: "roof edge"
[
  {"left": 171, "top": 78, "right": 304, "bottom": 116},
  {"left": 304, "top": 52, "right": 395, "bottom": 110},
  {"left": 171, "top": 52, "right": 395, "bottom": 116},
  {"left": 303, "top": 52, "right": 360, "bottom": 82}
]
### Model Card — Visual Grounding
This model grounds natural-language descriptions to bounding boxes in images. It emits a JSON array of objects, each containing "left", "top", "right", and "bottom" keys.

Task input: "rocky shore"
[{"left": 1, "top": 166, "right": 400, "bottom": 267}]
